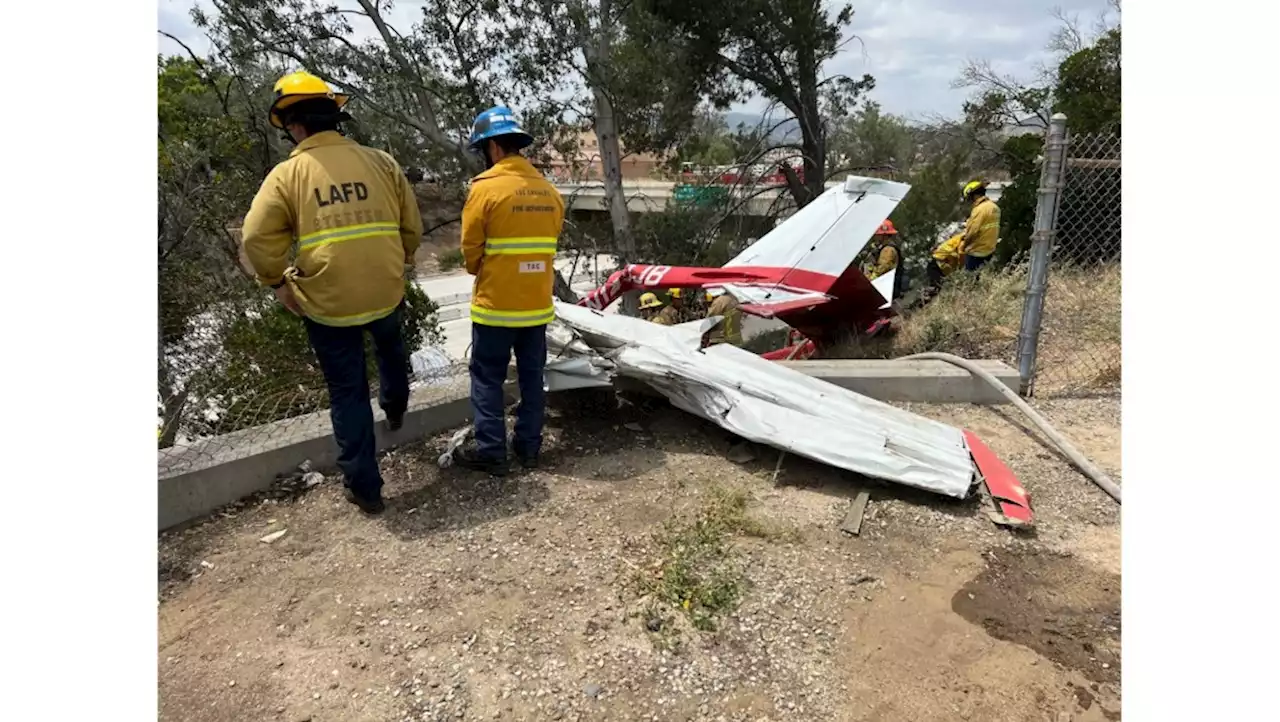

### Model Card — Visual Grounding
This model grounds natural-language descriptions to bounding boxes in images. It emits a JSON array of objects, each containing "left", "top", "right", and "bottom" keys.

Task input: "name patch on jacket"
[
  {"left": 518, "top": 261, "right": 546, "bottom": 274},
  {"left": 314, "top": 182, "right": 370, "bottom": 206}
]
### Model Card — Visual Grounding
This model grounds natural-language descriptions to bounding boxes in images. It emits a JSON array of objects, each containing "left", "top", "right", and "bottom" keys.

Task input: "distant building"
[{"left": 539, "top": 129, "right": 667, "bottom": 182}]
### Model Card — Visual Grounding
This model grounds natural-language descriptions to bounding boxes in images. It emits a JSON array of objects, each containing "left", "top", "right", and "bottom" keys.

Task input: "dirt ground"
[{"left": 159, "top": 394, "right": 1121, "bottom": 722}]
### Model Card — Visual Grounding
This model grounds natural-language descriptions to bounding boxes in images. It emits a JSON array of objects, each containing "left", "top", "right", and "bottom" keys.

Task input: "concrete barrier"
[
  {"left": 157, "top": 379, "right": 513, "bottom": 532},
  {"left": 158, "top": 359, "right": 1015, "bottom": 531},
  {"left": 779, "top": 359, "right": 1019, "bottom": 404}
]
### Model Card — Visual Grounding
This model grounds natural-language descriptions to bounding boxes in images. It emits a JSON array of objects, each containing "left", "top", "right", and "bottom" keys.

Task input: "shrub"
[
  {"left": 438, "top": 247, "right": 465, "bottom": 272},
  {"left": 175, "top": 281, "right": 441, "bottom": 439}
]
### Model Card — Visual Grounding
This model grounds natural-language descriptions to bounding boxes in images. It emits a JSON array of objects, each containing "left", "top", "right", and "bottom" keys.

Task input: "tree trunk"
[
  {"left": 577, "top": 0, "right": 638, "bottom": 316},
  {"left": 589, "top": 88, "right": 638, "bottom": 315},
  {"left": 790, "top": 39, "right": 827, "bottom": 209},
  {"left": 157, "top": 320, "right": 185, "bottom": 450}
]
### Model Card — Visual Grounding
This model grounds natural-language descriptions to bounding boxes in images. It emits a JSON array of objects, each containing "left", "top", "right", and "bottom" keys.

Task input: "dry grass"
[
  {"left": 437, "top": 247, "right": 465, "bottom": 272},
  {"left": 829, "top": 264, "right": 1121, "bottom": 393}
]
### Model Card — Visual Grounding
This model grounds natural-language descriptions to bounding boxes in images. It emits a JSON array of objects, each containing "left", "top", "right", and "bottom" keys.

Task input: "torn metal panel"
[
  {"left": 550, "top": 302, "right": 975, "bottom": 498},
  {"left": 871, "top": 268, "right": 895, "bottom": 309}
]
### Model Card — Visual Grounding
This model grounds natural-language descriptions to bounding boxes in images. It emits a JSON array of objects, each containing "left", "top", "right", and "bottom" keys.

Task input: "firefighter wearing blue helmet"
[{"left": 453, "top": 106, "right": 565, "bottom": 475}]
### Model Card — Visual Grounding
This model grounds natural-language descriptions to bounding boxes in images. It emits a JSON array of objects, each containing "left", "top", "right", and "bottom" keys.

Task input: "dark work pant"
[
  {"left": 470, "top": 323, "right": 547, "bottom": 461},
  {"left": 964, "top": 253, "right": 992, "bottom": 272},
  {"left": 925, "top": 260, "right": 946, "bottom": 290},
  {"left": 304, "top": 307, "right": 410, "bottom": 497}
]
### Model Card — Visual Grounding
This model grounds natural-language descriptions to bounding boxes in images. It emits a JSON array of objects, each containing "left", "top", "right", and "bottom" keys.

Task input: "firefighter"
[
  {"left": 453, "top": 106, "right": 565, "bottom": 475},
  {"left": 640, "top": 292, "right": 680, "bottom": 326},
  {"left": 866, "top": 219, "right": 906, "bottom": 302},
  {"left": 639, "top": 292, "right": 665, "bottom": 321},
  {"left": 922, "top": 233, "right": 964, "bottom": 303},
  {"left": 667, "top": 287, "right": 687, "bottom": 321},
  {"left": 702, "top": 289, "right": 744, "bottom": 347},
  {"left": 959, "top": 180, "right": 1001, "bottom": 272},
  {"left": 242, "top": 71, "right": 423, "bottom": 515}
]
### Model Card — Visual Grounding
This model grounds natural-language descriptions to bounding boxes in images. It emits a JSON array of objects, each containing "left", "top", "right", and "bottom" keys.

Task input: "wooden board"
[{"left": 840, "top": 490, "right": 871, "bottom": 536}]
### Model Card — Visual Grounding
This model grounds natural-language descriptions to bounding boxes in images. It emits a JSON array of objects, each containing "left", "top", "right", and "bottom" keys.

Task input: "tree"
[
  {"left": 955, "top": 3, "right": 1120, "bottom": 137},
  {"left": 158, "top": 53, "right": 279, "bottom": 446},
  {"left": 510, "top": 0, "right": 728, "bottom": 312},
  {"left": 954, "top": 7, "right": 1121, "bottom": 271},
  {"left": 640, "top": 0, "right": 875, "bottom": 208},
  {"left": 826, "top": 102, "right": 917, "bottom": 175},
  {"left": 1054, "top": 28, "right": 1121, "bottom": 136},
  {"left": 197, "top": 0, "right": 592, "bottom": 301},
  {"left": 665, "top": 109, "right": 737, "bottom": 170},
  {"left": 197, "top": 0, "right": 497, "bottom": 179}
]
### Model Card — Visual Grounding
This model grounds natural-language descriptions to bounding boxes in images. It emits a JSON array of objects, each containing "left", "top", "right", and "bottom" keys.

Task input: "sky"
[{"left": 157, "top": 0, "right": 1117, "bottom": 123}]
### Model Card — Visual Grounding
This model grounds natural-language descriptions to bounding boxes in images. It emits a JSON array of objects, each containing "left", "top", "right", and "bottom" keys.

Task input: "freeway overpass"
[
  {"left": 549, "top": 179, "right": 1006, "bottom": 216},
  {"left": 552, "top": 180, "right": 811, "bottom": 217}
]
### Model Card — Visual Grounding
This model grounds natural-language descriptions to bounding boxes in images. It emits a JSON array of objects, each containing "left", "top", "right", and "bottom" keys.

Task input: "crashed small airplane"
[
  {"left": 552, "top": 176, "right": 1033, "bottom": 526},
  {"left": 576, "top": 176, "right": 909, "bottom": 359}
]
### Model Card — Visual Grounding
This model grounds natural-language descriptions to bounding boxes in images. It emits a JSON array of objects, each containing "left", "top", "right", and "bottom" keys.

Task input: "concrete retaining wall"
[
  {"left": 778, "top": 359, "right": 1019, "bottom": 404},
  {"left": 158, "top": 380, "right": 512, "bottom": 532},
  {"left": 158, "top": 359, "right": 1017, "bottom": 532}
]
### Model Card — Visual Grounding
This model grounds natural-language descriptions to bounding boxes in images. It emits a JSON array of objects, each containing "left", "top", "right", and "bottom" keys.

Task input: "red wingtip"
[{"left": 963, "top": 429, "right": 1034, "bottom": 527}]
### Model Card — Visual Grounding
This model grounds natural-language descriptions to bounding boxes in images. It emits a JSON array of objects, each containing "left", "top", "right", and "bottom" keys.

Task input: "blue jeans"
[
  {"left": 304, "top": 307, "right": 410, "bottom": 497},
  {"left": 470, "top": 323, "right": 547, "bottom": 461}
]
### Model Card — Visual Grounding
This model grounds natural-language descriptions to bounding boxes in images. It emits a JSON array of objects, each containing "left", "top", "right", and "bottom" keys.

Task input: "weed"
[
  {"left": 633, "top": 486, "right": 797, "bottom": 635},
  {"left": 438, "top": 247, "right": 465, "bottom": 272}
]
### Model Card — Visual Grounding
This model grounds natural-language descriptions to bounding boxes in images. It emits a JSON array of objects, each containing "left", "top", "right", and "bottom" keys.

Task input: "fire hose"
[{"left": 898, "top": 351, "right": 1122, "bottom": 504}]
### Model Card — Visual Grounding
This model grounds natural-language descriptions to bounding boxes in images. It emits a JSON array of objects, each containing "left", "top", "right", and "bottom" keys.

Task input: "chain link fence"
[
  {"left": 157, "top": 253, "right": 468, "bottom": 477},
  {"left": 1016, "top": 117, "right": 1121, "bottom": 397}
]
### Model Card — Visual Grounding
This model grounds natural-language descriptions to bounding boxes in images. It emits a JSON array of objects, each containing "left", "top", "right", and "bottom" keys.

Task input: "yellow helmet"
[
  {"left": 668, "top": 288, "right": 682, "bottom": 299},
  {"left": 639, "top": 292, "right": 664, "bottom": 310},
  {"left": 962, "top": 179, "right": 987, "bottom": 201},
  {"left": 269, "top": 71, "right": 349, "bottom": 129}
]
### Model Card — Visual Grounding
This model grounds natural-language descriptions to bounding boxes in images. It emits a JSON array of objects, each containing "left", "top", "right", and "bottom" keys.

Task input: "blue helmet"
[{"left": 468, "top": 106, "right": 534, "bottom": 151}]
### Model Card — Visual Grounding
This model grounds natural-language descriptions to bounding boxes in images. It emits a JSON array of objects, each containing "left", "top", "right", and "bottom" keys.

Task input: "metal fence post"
[{"left": 1016, "top": 113, "right": 1068, "bottom": 396}]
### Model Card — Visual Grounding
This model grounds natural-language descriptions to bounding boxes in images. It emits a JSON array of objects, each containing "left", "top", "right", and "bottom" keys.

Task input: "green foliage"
[
  {"left": 885, "top": 147, "right": 973, "bottom": 282},
  {"left": 158, "top": 53, "right": 282, "bottom": 445},
  {"left": 634, "top": 486, "right": 783, "bottom": 634},
  {"left": 990, "top": 133, "right": 1043, "bottom": 266},
  {"left": 827, "top": 102, "right": 917, "bottom": 173},
  {"left": 641, "top": 0, "right": 875, "bottom": 206},
  {"left": 664, "top": 109, "right": 737, "bottom": 170},
  {"left": 183, "top": 282, "right": 441, "bottom": 438},
  {"left": 607, "top": 3, "right": 736, "bottom": 157},
  {"left": 632, "top": 199, "right": 731, "bottom": 267},
  {"left": 1055, "top": 29, "right": 1121, "bottom": 136},
  {"left": 632, "top": 179, "right": 776, "bottom": 268},
  {"left": 955, "top": 15, "right": 1121, "bottom": 271}
]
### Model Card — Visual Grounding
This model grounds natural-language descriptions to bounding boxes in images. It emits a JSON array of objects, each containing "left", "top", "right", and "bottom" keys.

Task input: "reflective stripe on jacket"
[
  {"left": 705, "top": 294, "right": 744, "bottom": 346},
  {"left": 242, "top": 131, "right": 422, "bottom": 326},
  {"left": 461, "top": 156, "right": 565, "bottom": 327},
  {"left": 960, "top": 197, "right": 1000, "bottom": 258}
]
